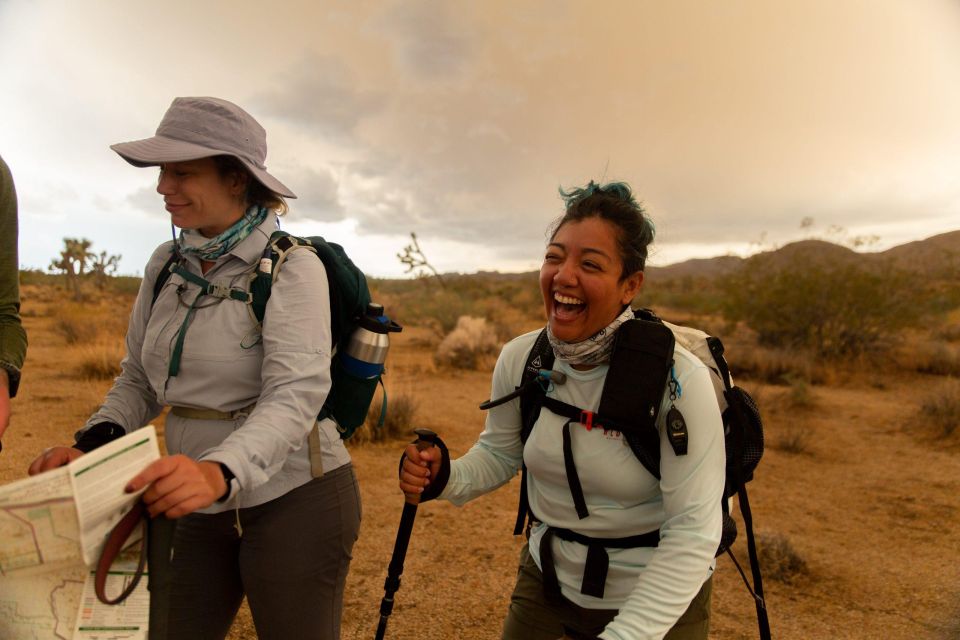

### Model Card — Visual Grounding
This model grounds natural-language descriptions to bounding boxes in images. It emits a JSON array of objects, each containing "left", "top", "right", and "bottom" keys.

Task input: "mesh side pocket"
[
  {"left": 323, "top": 356, "right": 380, "bottom": 438},
  {"left": 723, "top": 386, "right": 765, "bottom": 493},
  {"left": 729, "top": 386, "right": 764, "bottom": 477},
  {"left": 717, "top": 511, "right": 739, "bottom": 556}
]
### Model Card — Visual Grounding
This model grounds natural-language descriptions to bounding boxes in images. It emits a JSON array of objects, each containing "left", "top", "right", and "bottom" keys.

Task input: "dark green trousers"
[{"left": 502, "top": 544, "right": 712, "bottom": 640}]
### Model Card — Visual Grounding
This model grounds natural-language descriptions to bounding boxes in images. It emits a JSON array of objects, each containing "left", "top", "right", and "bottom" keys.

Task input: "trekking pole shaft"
[
  {"left": 387, "top": 503, "right": 419, "bottom": 575},
  {"left": 375, "top": 429, "right": 437, "bottom": 640},
  {"left": 375, "top": 502, "right": 420, "bottom": 640}
]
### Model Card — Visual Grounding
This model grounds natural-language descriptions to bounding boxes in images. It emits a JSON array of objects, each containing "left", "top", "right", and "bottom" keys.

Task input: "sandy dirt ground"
[{"left": 3, "top": 289, "right": 959, "bottom": 639}]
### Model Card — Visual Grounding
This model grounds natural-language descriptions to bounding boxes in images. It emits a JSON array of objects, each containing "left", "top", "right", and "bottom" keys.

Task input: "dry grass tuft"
[
  {"left": 75, "top": 340, "right": 125, "bottom": 379},
  {"left": 349, "top": 390, "right": 419, "bottom": 445},
  {"left": 55, "top": 304, "right": 100, "bottom": 345},
  {"left": 919, "top": 378, "right": 960, "bottom": 438},
  {"left": 774, "top": 419, "right": 815, "bottom": 455},
  {"left": 434, "top": 316, "right": 500, "bottom": 370},
  {"left": 782, "top": 374, "right": 816, "bottom": 409},
  {"left": 756, "top": 531, "right": 808, "bottom": 584}
]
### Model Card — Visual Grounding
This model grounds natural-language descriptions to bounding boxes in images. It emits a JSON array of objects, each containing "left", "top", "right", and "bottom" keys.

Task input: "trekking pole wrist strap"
[
  {"left": 74, "top": 422, "right": 127, "bottom": 453},
  {"left": 397, "top": 434, "right": 450, "bottom": 502}
]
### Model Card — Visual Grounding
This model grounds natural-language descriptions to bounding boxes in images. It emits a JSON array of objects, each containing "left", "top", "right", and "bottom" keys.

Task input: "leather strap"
[{"left": 95, "top": 501, "right": 147, "bottom": 605}]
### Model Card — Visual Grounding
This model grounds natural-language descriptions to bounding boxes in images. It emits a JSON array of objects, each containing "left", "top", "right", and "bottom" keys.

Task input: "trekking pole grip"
[
  {"left": 413, "top": 428, "right": 437, "bottom": 452},
  {"left": 404, "top": 429, "right": 438, "bottom": 506}
]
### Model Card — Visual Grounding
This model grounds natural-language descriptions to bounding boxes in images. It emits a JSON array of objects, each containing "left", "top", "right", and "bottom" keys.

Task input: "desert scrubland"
[{"left": 3, "top": 232, "right": 959, "bottom": 639}]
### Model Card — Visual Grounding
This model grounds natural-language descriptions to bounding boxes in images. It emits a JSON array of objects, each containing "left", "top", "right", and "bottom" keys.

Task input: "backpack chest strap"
[
  {"left": 540, "top": 395, "right": 631, "bottom": 433},
  {"left": 166, "top": 264, "right": 254, "bottom": 379},
  {"left": 539, "top": 395, "right": 634, "bottom": 521},
  {"left": 172, "top": 264, "right": 252, "bottom": 303}
]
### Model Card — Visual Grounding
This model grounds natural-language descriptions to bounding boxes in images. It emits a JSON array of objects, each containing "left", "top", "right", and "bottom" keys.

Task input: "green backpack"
[{"left": 152, "top": 229, "right": 400, "bottom": 438}]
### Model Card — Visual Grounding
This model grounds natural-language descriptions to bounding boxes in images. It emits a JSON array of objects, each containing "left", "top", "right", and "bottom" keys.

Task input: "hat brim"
[{"left": 110, "top": 136, "right": 297, "bottom": 199}]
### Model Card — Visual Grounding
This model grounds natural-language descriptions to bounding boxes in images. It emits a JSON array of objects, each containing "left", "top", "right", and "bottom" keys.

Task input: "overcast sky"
[{"left": 2, "top": 0, "right": 958, "bottom": 278}]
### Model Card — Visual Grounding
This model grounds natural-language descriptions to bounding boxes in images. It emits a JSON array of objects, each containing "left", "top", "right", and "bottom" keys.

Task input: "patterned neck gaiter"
[
  {"left": 546, "top": 305, "right": 635, "bottom": 366},
  {"left": 177, "top": 204, "right": 268, "bottom": 261}
]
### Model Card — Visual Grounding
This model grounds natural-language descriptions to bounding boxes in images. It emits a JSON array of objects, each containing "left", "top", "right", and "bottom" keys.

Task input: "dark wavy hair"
[
  {"left": 212, "top": 155, "right": 288, "bottom": 215},
  {"left": 549, "top": 180, "right": 655, "bottom": 280}
]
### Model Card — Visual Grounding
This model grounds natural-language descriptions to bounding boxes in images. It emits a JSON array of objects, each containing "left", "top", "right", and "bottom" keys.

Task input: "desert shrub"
[
  {"left": 636, "top": 274, "right": 726, "bottom": 315},
  {"left": 727, "top": 345, "right": 823, "bottom": 385},
  {"left": 783, "top": 374, "right": 816, "bottom": 408},
  {"left": 919, "top": 378, "right": 960, "bottom": 438},
  {"left": 110, "top": 276, "right": 143, "bottom": 296},
  {"left": 721, "top": 254, "right": 920, "bottom": 358},
  {"left": 434, "top": 316, "right": 500, "bottom": 370},
  {"left": 774, "top": 419, "right": 814, "bottom": 455},
  {"left": 938, "top": 324, "right": 960, "bottom": 342},
  {"left": 19, "top": 268, "right": 57, "bottom": 287},
  {"left": 373, "top": 272, "right": 541, "bottom": 337},
  {"left": 55, "top": 304, "right": 100, "bottom": 345},
  {"left": 909, "top": 342, "right": 960, "bottom": 377},
  {"left": 756, "top": 531, "right": 808, "bottom": 584},
  {"left": 75, "top": 340, "right": 124, "bottom": 379},
  {"left": 349, "top": 390, "right": 419, "bottom": 445},
  {"left": 935, "top": 311, "right": 960, "bottom": 341}
]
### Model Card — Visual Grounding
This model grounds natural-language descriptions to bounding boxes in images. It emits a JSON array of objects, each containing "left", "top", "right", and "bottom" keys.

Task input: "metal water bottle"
[{"left": 341, "top": 303, "right": 403, "bottom": 379}]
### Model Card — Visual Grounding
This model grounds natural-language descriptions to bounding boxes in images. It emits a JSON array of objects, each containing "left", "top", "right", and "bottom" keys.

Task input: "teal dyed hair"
[{"left": 551, "top": 180, "right": 655, "bottom": 278}]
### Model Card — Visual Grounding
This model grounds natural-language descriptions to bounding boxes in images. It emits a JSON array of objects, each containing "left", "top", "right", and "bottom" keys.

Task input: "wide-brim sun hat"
[{"left": 110, "top": 96, "right": 296, "bottom": 198}]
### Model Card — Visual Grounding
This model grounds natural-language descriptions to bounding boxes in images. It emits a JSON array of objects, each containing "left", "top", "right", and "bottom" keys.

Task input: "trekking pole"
[
  {"left": 375, "top": 428, "right": 438, "bottom": 640},
  {"left": 147, "top": 515, "right": 177, "bottom": 640}
]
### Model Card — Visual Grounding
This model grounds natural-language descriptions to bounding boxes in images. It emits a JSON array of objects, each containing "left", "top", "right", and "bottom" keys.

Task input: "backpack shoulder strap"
[
  {"left": 151, "top": 247, "right": 180, "bottom": 308},
  {"left": 251, "top": 230, "right": 322, "bottom": 326},
  {"left": 247, "top": 230, "right": 293, "bottom": 325},
  {"left": 706, "top": 336, "right": 734, "bottom": 392},
  {"left": 306, "top": 237, "right": 370, "bottom": 348},
  {"left": 263, "top": 231, "right": 370, "bottom": 348},
  {"left": 597, "top": 314, "right": 675, "bottom": 479},
  {"left": 519, "top": 328, "right": 554, "bottom": 443},
  {"left": 513, "top": 328, "right": 554, "bottom": 536}
]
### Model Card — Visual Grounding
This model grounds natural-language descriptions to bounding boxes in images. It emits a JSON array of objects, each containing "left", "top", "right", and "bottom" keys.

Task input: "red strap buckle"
[{"left": 580, "top": 410, "right": 595, "bottom": 431}]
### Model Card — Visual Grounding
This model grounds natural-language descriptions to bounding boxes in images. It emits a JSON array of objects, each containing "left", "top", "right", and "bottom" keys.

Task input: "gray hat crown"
[
  {"left": 110, "top": 96, "right": 296, "bottom": 198},
  {"left": 157, "top": 97, "right": 267, "bottom": 171}
]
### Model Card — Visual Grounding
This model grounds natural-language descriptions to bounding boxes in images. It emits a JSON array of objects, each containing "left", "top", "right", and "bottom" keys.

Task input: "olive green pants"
[{"left": 502, "top": 544, "right": 712, "bottom": 640}]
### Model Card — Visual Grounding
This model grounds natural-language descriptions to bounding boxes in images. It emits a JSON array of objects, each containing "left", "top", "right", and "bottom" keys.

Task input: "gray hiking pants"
[{"left": 165, "top": 463, "right": 361, "bottom": 640}]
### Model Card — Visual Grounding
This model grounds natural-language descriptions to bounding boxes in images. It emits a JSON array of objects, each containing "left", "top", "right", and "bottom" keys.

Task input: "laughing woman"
[
  {"left": 399, "top": 182, "right": 725, "bottom": 640},
  {"left": 29, "top": 97, "right": 360, "bottom": 640}
]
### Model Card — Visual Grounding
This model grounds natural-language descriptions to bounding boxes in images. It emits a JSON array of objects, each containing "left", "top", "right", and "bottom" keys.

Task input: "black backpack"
[
  {"left": 510, "top": 308, "right": 770, "bottom": 639},
  {"left": 152, "top": 229, "right": 395, "bottom": 438}
]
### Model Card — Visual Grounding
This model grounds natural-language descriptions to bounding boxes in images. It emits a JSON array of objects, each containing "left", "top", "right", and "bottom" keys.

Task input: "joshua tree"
[
  {"left": 90, "top": 250, "right": 122, "bottom": 290},
  {"left": 50, "top": 238, "right": 95, "bottom": 300},
  {"left": 397, "top": 232, "right": 446, "bottom": 287}
]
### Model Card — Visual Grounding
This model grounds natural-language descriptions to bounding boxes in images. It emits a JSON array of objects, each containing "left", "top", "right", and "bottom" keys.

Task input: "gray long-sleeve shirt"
[{"left": 84, "top": 213, "right": 350, "bottom": 512}]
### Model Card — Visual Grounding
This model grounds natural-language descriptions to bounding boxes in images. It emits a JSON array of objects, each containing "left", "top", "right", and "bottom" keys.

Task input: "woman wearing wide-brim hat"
[{"left": 29, "top": 96, "right": 361, "bottom": 639}]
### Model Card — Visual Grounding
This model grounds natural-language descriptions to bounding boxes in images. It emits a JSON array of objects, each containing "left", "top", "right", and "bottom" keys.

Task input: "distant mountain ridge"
[
  {"left": 417, "top": 230, "right": 958, "bottom": 283},
  {"left": 646, "top": 229, "right": 959, "bottom": 283}
]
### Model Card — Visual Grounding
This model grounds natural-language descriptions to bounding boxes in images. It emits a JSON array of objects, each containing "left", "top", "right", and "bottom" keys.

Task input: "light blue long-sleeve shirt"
[{"left": 440, "top": 329, "right": 725, "bottom": 639}]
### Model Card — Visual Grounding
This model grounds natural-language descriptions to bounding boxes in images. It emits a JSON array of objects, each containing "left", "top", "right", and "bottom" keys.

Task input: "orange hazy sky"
[{"left": 1, "top": 0, "right": 958, "bottom": 276}]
